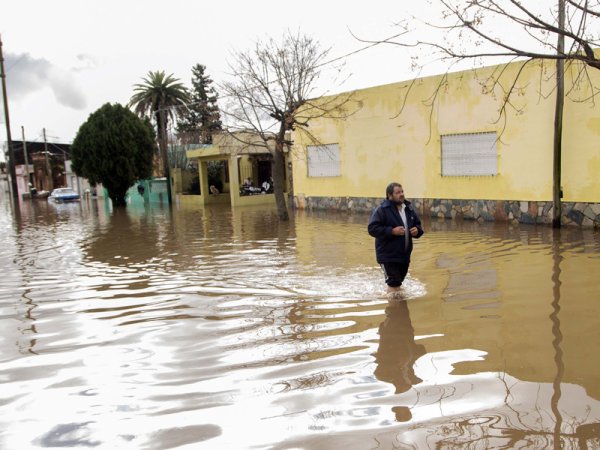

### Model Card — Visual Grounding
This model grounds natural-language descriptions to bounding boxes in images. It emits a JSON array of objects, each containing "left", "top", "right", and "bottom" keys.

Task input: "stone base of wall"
[{"left": 293, "top": 194, "right": 600, "bottom": 228}]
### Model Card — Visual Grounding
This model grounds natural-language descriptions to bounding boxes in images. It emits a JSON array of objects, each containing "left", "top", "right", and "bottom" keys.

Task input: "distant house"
[
  {"left": 291, "top": 59, "right": 600, "bottom": 228},
  {"left": 10, "top": 140, "right": 101, "bottom": 199}
]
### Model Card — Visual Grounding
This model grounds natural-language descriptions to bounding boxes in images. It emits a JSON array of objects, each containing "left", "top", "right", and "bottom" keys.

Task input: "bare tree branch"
[
  {"left": 366, "top": 1, "right": 600, "bottom": 70},
  {"left": 220, "top": 30, "right": 360, "bottom": 220},
  {"left": 566, "top": 0, "right": 600, "bottom": 18},
  {"left": 350, "top": 0, "right": 600, "bottom": 133}
]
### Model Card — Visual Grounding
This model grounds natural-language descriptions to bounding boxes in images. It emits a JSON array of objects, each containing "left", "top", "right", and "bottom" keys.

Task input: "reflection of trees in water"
[
  {"left": 9, "top": 202, "right": 38, "bottom": 356},
  {"left": 395, "top": 373, "right": 600, "bottom": 448},
  {"left": 10, "top": 288, "right": 38, "bottom": 356},
  {"left": 413, "top": 406, "right": 600, "bottom": 448},
  {"left": 82, "top": 208, "right": 161, "bottom": 266},
  {"left": 374, "top": 301, "right": 426, "bottom": 422},
  {"left": 550, "top": 228, "right": 564, "bottom": 449},
  {"left": 6, "top": 199, "right": 108, "bottom": 355}
]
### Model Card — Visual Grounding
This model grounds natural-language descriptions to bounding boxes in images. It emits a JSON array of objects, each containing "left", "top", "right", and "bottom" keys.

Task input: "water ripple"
[{"left": 1, "top": 198, "right": 600, "bottom": 448}]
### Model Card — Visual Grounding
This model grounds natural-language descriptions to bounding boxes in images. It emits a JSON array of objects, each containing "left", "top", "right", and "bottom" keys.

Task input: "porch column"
[
  {"left": 229, "top": 155, "right": 242, "bottom": 206},
  {"left": 199, "top": 160, "right": 210, "bottom": 206}
]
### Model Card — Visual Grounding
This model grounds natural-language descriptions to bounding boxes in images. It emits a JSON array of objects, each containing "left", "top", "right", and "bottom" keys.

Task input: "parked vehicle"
[{"left": 49, "top": 187, "right": 80, "bottom": 202}]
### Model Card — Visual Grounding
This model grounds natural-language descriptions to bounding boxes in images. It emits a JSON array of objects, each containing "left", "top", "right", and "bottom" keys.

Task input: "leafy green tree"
[
  {"left": 128, "top": 71, "right": 190, "bottom": 203},
  {"left": 71, "top": 103, "right": 156, "bottom": 207},
  {"left": 177, "top": 64, "right": 222, "bottom": 144}
]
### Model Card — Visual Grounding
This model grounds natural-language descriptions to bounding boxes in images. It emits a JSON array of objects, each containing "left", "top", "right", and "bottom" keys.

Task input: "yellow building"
[{"left": 291, "top": 60, "right": 600, "bottom": 227}]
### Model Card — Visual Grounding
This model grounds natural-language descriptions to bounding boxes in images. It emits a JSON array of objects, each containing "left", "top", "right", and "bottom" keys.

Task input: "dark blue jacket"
[{"left": 368, "top": 199, "right": 424, "bottom": 263}]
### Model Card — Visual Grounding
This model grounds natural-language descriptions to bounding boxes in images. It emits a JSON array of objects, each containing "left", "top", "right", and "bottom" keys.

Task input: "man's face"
[{"left": 389, "top": 186, "right": 405, "bottom": 204}]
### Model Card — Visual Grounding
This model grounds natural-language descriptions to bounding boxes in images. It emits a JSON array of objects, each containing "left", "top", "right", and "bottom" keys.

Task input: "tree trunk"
[
  {"left": 109, "top": 192, "right": 127, "bottom": 207},
  {"left": 272, "top": 144, "right": 289, "bottom": 221},
  {"left": 552, "top": 0, "right": 565, "bottom": 228}
]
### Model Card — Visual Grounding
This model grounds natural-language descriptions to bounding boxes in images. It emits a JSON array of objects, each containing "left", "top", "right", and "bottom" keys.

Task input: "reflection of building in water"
[
  {"left": 439, "top": 252, "right": 500, "bottom": 303},
  {"left": 293, "top": 210, "right": 374, "bottom": 270},
  {"left": 230, "top": 206, "right": 293, "bottom": 244},
  {"left": 407, "top": 221, "right": 600, "bottom": 401},
  {"left": 374, "top": 302, "right": 426, "bottom": 422}
]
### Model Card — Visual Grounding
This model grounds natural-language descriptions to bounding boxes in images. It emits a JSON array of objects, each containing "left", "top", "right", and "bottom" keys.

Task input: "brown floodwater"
[{"left": 1, "top": 192, "right": 600, "bottom": 449}]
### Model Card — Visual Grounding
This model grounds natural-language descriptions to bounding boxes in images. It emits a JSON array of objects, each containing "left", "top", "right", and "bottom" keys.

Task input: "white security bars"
[
  {"left": 441, "top": 132, "right": 497, "bottom": 176},
  {"left": 307, "top": 143, "right": 341, "bottom": 177}
]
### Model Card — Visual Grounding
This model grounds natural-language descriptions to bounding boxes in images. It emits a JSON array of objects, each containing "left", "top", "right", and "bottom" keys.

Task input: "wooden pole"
[{"left": 0, "top": 34, "right": 18, "bottom": 198}]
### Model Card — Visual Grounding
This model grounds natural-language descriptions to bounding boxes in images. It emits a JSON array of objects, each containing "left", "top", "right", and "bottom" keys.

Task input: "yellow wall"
[
  {"left": 563, "top": 63, "right": 600, "bottom": 202},
  {"left": 292, "top": 60, "right": 600, "bottom": 203},
  {"left": 238, "top": 156, "right": 253, "bottom": 185}
]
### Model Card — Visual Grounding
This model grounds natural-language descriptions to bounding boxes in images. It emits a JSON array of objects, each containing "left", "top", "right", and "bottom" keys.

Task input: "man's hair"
[{"left": 386, "top": 182, "right": 402, "bottom": 199}]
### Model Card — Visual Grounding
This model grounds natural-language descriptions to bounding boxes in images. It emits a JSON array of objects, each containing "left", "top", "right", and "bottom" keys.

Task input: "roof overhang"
[{"left": 186, "top": 146, "right": 223, "bottom": 160}]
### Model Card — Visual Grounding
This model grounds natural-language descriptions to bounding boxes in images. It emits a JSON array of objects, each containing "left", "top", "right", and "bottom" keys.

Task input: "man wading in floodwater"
[{"left": 368, "top": 182, "right": 424, "bottom": 297}]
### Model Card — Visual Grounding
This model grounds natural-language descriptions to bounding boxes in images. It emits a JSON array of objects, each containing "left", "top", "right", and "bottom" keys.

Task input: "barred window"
[
  {"left": 307, "top": 144, "right": 341, "bottom": 177},
  {"left": 441, "top": 132, "right": 497, "bottom": 176}
]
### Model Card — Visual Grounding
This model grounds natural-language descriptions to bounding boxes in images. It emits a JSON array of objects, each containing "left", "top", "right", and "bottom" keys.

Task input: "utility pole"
[
  {"left": 552, "top": 0, "right": 565, "bottom": 228},
  {"left": 0, "top": 34, "right": 18, "bottom": 198},
  {"left": 43, "top": 127, "right": 53, "bottom": 191}
]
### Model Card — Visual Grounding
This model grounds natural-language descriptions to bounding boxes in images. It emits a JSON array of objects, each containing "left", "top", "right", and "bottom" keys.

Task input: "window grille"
[
  {"left": 441, "top": 132, "right": 497, "bottom": 176},
  {"left": 307, "top": 144, "right": 341, "bottom": 177}
]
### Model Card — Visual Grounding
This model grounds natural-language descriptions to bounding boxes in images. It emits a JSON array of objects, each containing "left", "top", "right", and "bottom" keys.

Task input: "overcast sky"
[{"left": 0, "top": 0, "right": 448, "bottom": 150}]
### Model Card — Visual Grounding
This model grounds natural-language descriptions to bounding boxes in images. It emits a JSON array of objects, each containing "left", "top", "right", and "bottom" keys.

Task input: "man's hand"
[
  {"left": 409, "top": 227, "right": 419, "bottom": 237},
  {"left": 392, "top": 226, "right": 405, "bottom": 236}
]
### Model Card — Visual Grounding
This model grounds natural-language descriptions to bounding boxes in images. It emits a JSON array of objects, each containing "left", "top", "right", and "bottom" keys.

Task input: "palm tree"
[{"left": 128, "top": 71, "right": 189, "bottom": 203}]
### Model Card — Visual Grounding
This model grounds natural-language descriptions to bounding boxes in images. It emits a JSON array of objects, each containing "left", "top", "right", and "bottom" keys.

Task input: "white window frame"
[
  {"left": 307, "top": 143, "right": 341, "bottom": 177},
  {"left": 441, "top": 132, "right": 498, "bottom": 176}
]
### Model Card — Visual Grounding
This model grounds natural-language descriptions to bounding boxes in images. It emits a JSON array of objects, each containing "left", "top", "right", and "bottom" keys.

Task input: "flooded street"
[{"left": 1, "top": 193, "right": 600, "bottom": 449}]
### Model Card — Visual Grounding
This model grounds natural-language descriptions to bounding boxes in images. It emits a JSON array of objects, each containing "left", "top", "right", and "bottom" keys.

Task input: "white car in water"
[{"left": 49, "top": 187, "right": 81, "bottom": 203}]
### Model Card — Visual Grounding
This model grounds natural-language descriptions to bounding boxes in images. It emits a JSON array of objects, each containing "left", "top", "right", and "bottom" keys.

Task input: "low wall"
[{"left": 293, "top": 195, "right": 600, "bottom": 228}]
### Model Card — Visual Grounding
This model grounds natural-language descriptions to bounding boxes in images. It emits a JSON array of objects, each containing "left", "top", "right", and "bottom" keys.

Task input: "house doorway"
[{"left": 257, "top": 159, "right": 272, "bottom": 185}]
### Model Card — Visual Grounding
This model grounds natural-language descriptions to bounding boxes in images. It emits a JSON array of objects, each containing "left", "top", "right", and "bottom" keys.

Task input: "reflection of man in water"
[{"left": 374, "top": 301, "right": 426, "bottom": 422}]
